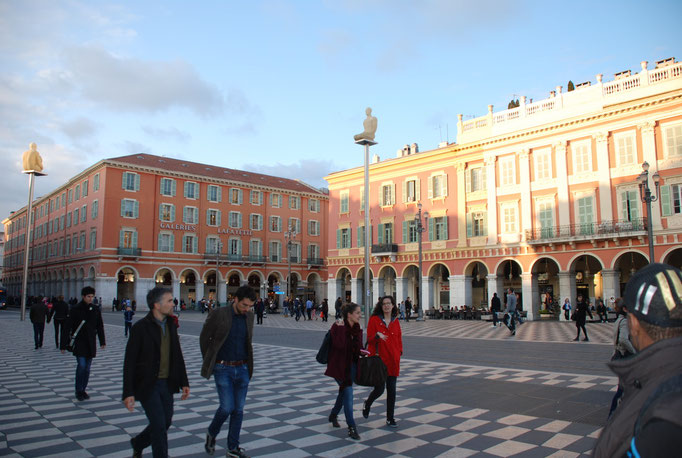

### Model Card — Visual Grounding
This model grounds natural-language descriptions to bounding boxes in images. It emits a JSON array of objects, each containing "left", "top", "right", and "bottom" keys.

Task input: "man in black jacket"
[
  {"left": 29, "top": 298, "right": 48, "bottom": 349},
  {"left": 123, "top": 286, "right": 190, "bottom": 458},
  {"left": 49, "top": 295, "right": 69, "bottom": 349},
  {"left": 61, "top": 286, "right": 106, "bottom": 401},
  {"left": 490, "top": 293, "right": 501, "bottom": 327}
]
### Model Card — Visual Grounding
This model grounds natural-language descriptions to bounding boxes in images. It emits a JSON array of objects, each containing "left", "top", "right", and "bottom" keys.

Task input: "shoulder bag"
[
  {"left": 66, "top": 319, "right": 86, "bottom": 352},
  {"left": 316, "top": 330, "right": 331, "bottom": 364},
  {"left": 355, "top": 336, "right": 388, "bottom": 387}
]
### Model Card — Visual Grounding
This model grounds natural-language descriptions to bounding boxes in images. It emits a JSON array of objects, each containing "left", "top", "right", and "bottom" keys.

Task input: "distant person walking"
[
  {"left": 562, "top": 298, "right": 571, "bottom": 321},
  {"left": 362, "top": 296, "right": 403, "bottom": 428},
  {"left": 334, "top": 297, "right": 342, "bottom": 319},
  {"left": 61, "top": 286, "right": 106, "bottom": 401},
  {"left": 573, "top": 294, "right": 593, "bottom": 341},
  {"left": 124, "top": 305, "right": 135, "bottom": 337},
  {"left": 30, "top": 298, "right": 48, "bottom": 349},
  {"left": 607, "top": 298, "right": 636, "bottom": 418},
  {"left": 325, "top": 303, "right": 363, "bottom": 440},
  {"left": 505, "top": 288, "right": 517, "bottom": 336},
  {"left": 490, "top": 293, "right": 501, "bottom": 327},
  {"left": 123, "top": 287, "right": 190, "bottom": 458},
  {"left": 404, "top": 297, "right": 412, "bottom": 322},
  {"left": 49, "top": 295, "right": 69, "bottom": 349},
  {"left": 255, "top": 298, "right": 265, "bottom": 325}
]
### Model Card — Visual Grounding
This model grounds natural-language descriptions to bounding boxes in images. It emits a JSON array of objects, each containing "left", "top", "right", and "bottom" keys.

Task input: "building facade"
[
  {"left": 325, "top": 58, "right": 682, "bottom": 320},
  {"left": 2, "top": 154, "right": 329, "bottom": 309}
]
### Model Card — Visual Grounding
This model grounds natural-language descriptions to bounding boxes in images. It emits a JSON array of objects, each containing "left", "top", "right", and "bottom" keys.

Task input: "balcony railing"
[
  {"left": 289, "top": 256, "right": 300, "bottom": 263},
  {"left": 203, "top": 253, "right": 266, "bottom": 263},
  {"left": 371, "top": 243, "right": 399, "bottom": 254},
  {"left": 525, "top": 218, "right": 647, "bottom": 243},
  {"left": 117, "top": 247, "right": 141, "bottom": 256},
  {"left": 307, "top": 257, "right": 324, "bottom": 265}
]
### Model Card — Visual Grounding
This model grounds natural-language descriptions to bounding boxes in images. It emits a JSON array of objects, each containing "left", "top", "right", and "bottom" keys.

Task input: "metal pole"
[
  {"left": 363, "top": 143, "right": 371, "bottom": 328},
  {"left": 416, "top": 206, "right": 424, "bottom": 321},
  {"left": 20, "top": 172, "right": 36, "bottom": 321}
]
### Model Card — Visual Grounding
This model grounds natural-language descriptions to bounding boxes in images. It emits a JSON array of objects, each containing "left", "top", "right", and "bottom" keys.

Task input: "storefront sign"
[
  {"left": 160, "top": 223, "right": 197, "bottom": 231},
  {"left": 217, "top": 228, "right": 253, "bottom": 236}
]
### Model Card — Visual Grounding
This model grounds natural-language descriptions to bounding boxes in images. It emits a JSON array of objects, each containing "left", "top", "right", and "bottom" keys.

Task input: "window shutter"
[
  {"left": 119, "top": 230, "right": 125, "bottom": 247},
  {"left": 217, "top": 187, "right": 222, "bottom": 202},
  {"left": 368, "top": 224, "right": 372, "bottom": 245},
  {"left": 120, "top": 200, "right": 125, "bottom": 217},
  {"left": 402, "top": 182, "right": 407, "bottom": 203},
  {"left": 378, "top": 186, "right": 383, "bottom": 206},
  {"left": 170, "top": 235, "right": 174, "bottom": 252},
  {"left": 134, "top": 201, "right": 139, "bottom": 218},
  {"left": 238, "top": 213, "right": 242, "bottom": 228},
  {"left": 122, "top": 173, "right": 127, "bottom": 189},
  {"left": 428, "top": 177, "right": 434, "bottom": 199},
  {"left": 403, "top": 221, "right": 408, "bottom": 243},
  {"left": 467, "top": 214, "right": 473, "bottom": 237},
  {"left": 416, "top": 179, "right": 421, "bottom": 201},
  {"left": 170, "top": 205, "right": 175, "bottom": 222},
  {"left": 159, "top": 204, "right": 164, "bottom": 221},
  {"left": 134, "top": 174, "right": 140, "bottom": 191},
  {"left": 158, "top": 233, "right": 163, "bottom": 250},
  {"left": 184, "top": 182, "right": 189, "bottom": 198},
  {"left": 132, "top": 231, "right": 138, "bottom": 248},
  {"left": 660, "top": 185, "right": 672, "bottom": 216},
  {"left": 269, "top": 193, "right": 273, "bottom": 206},
  {"left": 428, "top": 218, "right": 434, "bottom": 241},
  {"left": 620, "top": 192, "right": 629, "bottom": 220},
  {"left": 482, "top": 166, "right": 487, "bottom": 190},
  {"left": 391, "top": 184, "right": 396, "bottom": 204},
  {"left": 183, "top": 207, "right": 188, "bottom": 223},
  {"left": 466, "top": 169, "right": 471, "bottom": 193},
  {"left": 217, "top": 211, "right": 221, "bottom": 226},
  {"left": 237, "top": 239, "right": 242, "bottom": 255},
  {"left": 336, "top": 229, "right": 341, "bottom": 248},
  {"left": 443, "top": 216, "right": 448, "bottom": 239},
  {"left": 206, "top": 210, "right": 211, "bottom": 225},
  {"left": 171, "top": 180, "right": 176, "bottom": 196},
  {"left": 358, "top": 226, "right": 364, "bottom": 247},
  {"left": 193, "top": 236, "right": 198, "bottom": 253},
  {"left": 483, "top": 212, "right": 488, "bottom": 236},
  {"left": 442, "top": 174, "right": 448, "bottom": 197},
  {"left": 377, "top": 223, "right": 384, "bottom": 244},
  {"left": 238, "top": 190, "right": 243, "bottom": 205}
]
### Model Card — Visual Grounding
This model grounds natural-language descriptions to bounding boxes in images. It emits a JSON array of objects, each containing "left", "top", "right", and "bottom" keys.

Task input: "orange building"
[
  {"left": 325, "top": 58, "right": 682, "bottom": 320},
  {"left": 2, "top": 154, "right": 328, "bottom": 309}
]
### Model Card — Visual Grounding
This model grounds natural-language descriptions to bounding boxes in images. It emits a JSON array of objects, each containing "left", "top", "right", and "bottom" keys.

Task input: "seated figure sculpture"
[
  {"left": 354, "top": 107, "right": 378, "bottom": 142},
  {"left": 22, "top": 143, "right": 44, "bottom": 172}
]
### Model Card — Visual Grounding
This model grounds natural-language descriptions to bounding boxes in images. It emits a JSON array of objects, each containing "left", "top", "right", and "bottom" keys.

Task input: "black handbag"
[
  {"left": 355, "top": 339, "right": 388, "bottom": 387},
  {"left": 316, "top": 330, "right": 331, "bottom": 364}
]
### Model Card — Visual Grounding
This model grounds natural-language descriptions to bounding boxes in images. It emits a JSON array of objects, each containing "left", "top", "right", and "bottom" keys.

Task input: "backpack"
[{"left": 316, "top": 330, "right": 331, "bottom": 364}]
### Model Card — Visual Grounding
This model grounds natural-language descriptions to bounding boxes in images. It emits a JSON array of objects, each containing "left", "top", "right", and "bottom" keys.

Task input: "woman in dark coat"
[
  {"left": 573, "top": 294, "right": 593, "bottom": 341},
  {"left": 325, "top": 302, "right": 363, "bottom": 440}
]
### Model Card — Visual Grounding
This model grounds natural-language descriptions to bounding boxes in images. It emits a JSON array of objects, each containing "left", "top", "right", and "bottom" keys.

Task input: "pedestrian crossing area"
[{"left": 0, "top": 313, "right": 608, "bottom": 457}]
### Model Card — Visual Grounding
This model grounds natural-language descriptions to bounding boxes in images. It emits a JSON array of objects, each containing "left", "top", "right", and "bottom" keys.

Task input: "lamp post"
[
  {"left": 637, "top": 161, "right": 660, "bottom": 263},
  {"left": 284, "top": 224, "right": 297, "bottom": 299},
  {"left": 414, "top": 202, "right": 428, "bottom": 321},
  {"left": 215, "top": 241, "right": 223, "bottom": 305}
]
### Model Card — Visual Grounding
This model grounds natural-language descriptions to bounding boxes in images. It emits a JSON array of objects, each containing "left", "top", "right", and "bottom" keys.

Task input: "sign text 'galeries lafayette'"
[{"left": 158, "top": 223, "right": 253, "bottom": 236}]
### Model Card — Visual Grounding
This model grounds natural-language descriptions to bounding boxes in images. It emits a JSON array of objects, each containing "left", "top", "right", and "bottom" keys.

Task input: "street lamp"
[
  {"left": 637, "top": 161, "right": 660, "bottom": 263},
  {"left": 414, "top": 202, "right": 428, "bottom": 321},
  {"left": 215, "top": 241, "right": 223, "bottom": 305},
  {"left": 284, "top": 224, "right": 298, "bottom": 299}
]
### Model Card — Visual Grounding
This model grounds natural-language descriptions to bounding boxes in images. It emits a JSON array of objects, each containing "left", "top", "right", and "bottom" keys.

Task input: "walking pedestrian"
[
  {"left": 123, "top": 287, "right": 190, "bottom": 458},
  {"left": 505, "top": 288, "right": 517, "bottom": 336},
  {"left": 593, "top": 263, "right": 682, "bottom": 457},
  {"left": 325, "top": 302, "right": 363, "bottom": 440},
  {"left": 124, "top": 305, "right": 135, "bottom": 337},
  {"left": 30, "top": 298, "right": 48, "bottom": 349},
  {"left": 573, "top": 294, "right": 593, "bottom": 341},
  {"left": 607, "top": 297, "right": 636, "bottom": 418},
  {"left": 404, "top": 297, "right": 412, "bottom": 322},
  {"left": 306, "top": 298, "right": 313, "bottom": 320},
  {"left": 200, "top": 286, "right": 256, "bottom": 458},
  {"left": 596, "top": 298, "right": 607, "bottom": 323},
  {"left": 49, "top": 295, "right": 69, "bottom": 349},
  {"left": 334, "top": 297, "right": 342, "bottom": 319},
  {"left": 321, "top": 298, "right": 329, "bottom": 322},
  {"left": 562, "top": 298, "right": 571, "bottom": 321},
  {"left": 362, "top": 296, "right": 403, "bottom": 428},
  {"left": 490, "top": 293, "right": 501, "bottom": 327},
  {"left": 255, "top": 298, "right": 264, "bottom": 325},
  {"left": 294, "top": 298, "right": 302, "bottom": 321},
  {"left": 398, "top": 301, "right": 405, "bottom": 320},
  {"left": 61, "top": 286, "right": 106, "bottom": 401}
]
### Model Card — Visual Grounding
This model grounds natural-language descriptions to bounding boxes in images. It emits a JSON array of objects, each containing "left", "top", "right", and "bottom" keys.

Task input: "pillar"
[
  {"left": 172, "top": 279, "right": 180, "bottom": 304},
  {"left": 95, "top": 277, "right": 117, "bottom": 309},
  {"left": 450, "top": 275, "right": 466, "bottom": 307},
  {"left": 519, "top": 149, "right": 532, "bottom": 241},
  {"left": 486, "top": 274, "right": 499, "bottom": 308},
  {"left": 396, "top": 277, "right": 407, "bottom": 306},
  {"left": 217, "top": 278, "right": 227, "bottom": 305},
  {"left": 372, "top": 277, "right": 384, "bottom": 306},
  {"left": 351, "top": 278, "right": 362, "bottom": 307},
  {"left": 135, "top": 278, "right": 155, "bottom": 311},
  {"left": 555, "top": 142, "right": 571, "bottom": 234},
  {"left": 485, "top": 155, "right": 498, "bottom": 245},
  {"left": 195, "top": 281, "right": 204, "bottom": 304},
  {"left": 601, "top": 269, "right": 620, "bottom": 305},
  {"left": 456, "top": 162, "right": 467, "bottom": 247},
  {"left": 328, "top": 278, "right": 340, "bottom": 305},
  {"left": 522, "top": 273, "right": 536, "bottom": 321},
  {"left": 594, "top": 132, "right": 613, "bottom": 221},
  {"left": 421, "top": 275, "right": 433, "bottom": 311},
  {"left": 640, "top": 121, "right": 662, "bottom": 231}
]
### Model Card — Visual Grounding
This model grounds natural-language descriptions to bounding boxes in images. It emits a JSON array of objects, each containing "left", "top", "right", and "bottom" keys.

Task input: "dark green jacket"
[{"left": 200, "top": 306, "right": 254, "bottom": 379}]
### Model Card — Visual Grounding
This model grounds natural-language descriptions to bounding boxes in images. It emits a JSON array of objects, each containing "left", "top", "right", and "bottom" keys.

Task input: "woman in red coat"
[
  {"left": 362, "top": 295, "right": 403, "bottom": 427},
  {"left": 325, "top": 302, "right": 363, "bottom": 440}
]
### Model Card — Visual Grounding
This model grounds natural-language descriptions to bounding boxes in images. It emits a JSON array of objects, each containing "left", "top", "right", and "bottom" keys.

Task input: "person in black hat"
[{"left": 593, "top": 263, "right": 682, "bottom": 457}]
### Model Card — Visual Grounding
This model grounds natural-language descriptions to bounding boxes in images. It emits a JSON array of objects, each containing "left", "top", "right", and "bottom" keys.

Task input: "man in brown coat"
[{"left": 593, "top": 263, "right": 682, "bottom": 457}]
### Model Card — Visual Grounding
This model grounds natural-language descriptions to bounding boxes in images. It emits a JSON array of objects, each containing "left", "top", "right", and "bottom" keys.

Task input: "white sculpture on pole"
[
  {"left": 354, "top": 107, "right": 378, "bottom": 142},
  {"left": 22, "top": 142, "right": 44, "bottom": 172}
]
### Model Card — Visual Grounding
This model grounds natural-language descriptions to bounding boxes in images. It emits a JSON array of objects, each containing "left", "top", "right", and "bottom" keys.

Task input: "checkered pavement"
[{"left": 0, "top": 312, "right": 607, "bottom": 457}]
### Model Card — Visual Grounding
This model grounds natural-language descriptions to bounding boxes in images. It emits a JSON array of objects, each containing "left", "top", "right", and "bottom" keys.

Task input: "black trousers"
[
  {"left": 53, "top": 319, "right": 65, "bottom": 347},
  {"left": 492, "top": 311, "right": 499, "bottom": 326},
  {"left": 365, "top": 376, "right": 397, "bottom": 421},
  {"left": 133, "top": 379, "right": 174, "bottom": 458},
  {"left": 33, "top": 322, "right": 45, "bottom": 348}
]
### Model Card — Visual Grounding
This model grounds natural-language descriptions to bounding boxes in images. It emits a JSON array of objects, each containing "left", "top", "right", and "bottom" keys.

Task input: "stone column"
[
  {"left": 456, "top": 162, "right": 467, "bottom": 247},
  {"left": 350, "top": 278, "right": 361, "bottom": 307},
  {"left": 519, "top": 149, "right": 532, "bottom": 241},
  {"left": 136, "top": 278, "right": 155, "bottom": 311},
  {"left": 95, "top": 277, "right": 117, "bottom": 308},
  {"left": 373, "top": 277, "right": 384, "bottom": 306},
  {"left": 558, "top": 271, "right": 575, "bottom": 321},
  {"left": 172, "top": 279, "right": 180, "bottom": 304},
  {"left": 217, "top": 277, "right": 227, "bottom": 305},
  {"left": 601, "top": 269, "right": 620, "bottom": 305},
  {"left": 486, "top": 275, "right": 499, "bottom": 307},
  {"left": 522, "top": 273, "right": 536, "bottom": 320},
  {"left": 195, "top": 282, "right": 204, "bottom": 305},
  {"left": 640, "top": 121, "right": 662, "bottom": 231},
  {"left": 594, "top": 132, "right": 613, "bottom": 221},
  {"left": 327, "top": 278, "right": 339, "bottom": 305},
  {"left": 555, "top": 141, "right": 571, "bottom": 234},
  {"left": 485, "top": 155, "right": 498, "bottom": 245},
  {"left": 421, "top": 275, "right": 433, "bottom": 311},
  {"left": 450, "top": 275, "right": 466, "bottom": 307},
  {"left": 395, "top": 277, "right": 407, "bottom": 306}
]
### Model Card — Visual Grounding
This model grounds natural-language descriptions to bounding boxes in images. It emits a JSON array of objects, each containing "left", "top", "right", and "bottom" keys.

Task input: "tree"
[{"left": 567, "top": 80, "right": 575, "bottom": 92}]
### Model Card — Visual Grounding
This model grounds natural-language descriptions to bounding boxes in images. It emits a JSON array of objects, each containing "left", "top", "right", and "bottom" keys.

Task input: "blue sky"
[{"left": 1, "top": 0, "right": 681, "bottom": 222}]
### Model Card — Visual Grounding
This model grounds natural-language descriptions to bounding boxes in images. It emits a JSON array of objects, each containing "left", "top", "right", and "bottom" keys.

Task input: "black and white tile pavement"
[{"left": 0, "top": 313, "right": 607, "bottom": 457}]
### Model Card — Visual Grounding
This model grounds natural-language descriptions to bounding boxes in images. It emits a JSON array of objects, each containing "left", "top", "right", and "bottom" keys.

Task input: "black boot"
[
  {"left": 328, "top": 413, "right": 340, "bottom": 428},
  {"left": 348, "top": 425, "right": 360, "bottom": 440},
  {"left": 362, "top": 400, "right": 370, "bottom": 419}
]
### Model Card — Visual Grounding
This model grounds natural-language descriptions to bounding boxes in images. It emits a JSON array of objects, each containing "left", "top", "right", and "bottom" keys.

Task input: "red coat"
[
  {"left": 324, "top": 322, "right": 362, "bottom": 386},
  {"left": 367, "top": 315, "right": 402, "bottom": 377}
]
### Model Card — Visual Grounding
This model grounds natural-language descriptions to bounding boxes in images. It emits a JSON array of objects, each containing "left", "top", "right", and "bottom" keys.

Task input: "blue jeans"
[
  {"left": 133, "top": 379, "right": 173, "bottom": 458},
  {"left": 208, "top": 364, "right": 250, "bottom": 451},
  {"left": 33, "top": 322, "right": 45, "bottom": 348},
  {"left": 331, "top": 363, "right": 357, "bottom": 427},
  {"left": 75, "top": 356, "right": 92, "bottom": 394}
]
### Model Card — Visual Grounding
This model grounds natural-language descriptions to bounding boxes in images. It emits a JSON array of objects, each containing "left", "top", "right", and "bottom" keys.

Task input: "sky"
[{"left": 1, "top": 0, "right": 681, "bottom": 222}]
